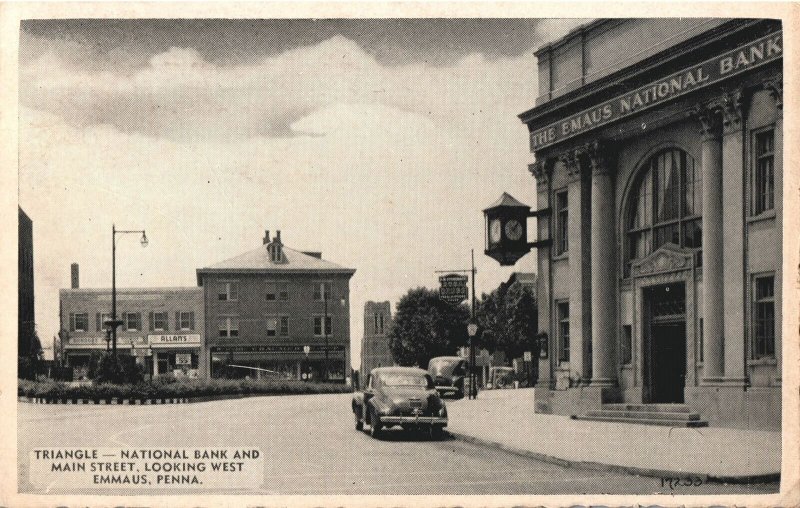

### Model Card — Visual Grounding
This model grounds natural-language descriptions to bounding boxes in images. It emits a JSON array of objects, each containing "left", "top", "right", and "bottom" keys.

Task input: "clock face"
[
  {"left": 505, "top": 219, "right": 523, "bottom": 241},
  {"left": 490, "top": 219, "right": 502, "bottom": 243}
]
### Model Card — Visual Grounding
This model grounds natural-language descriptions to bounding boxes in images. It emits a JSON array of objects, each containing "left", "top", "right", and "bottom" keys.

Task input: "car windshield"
[
  {"left": 428, "top": 358, "right": 460, "bottom": 375},
  {"left": 381, "top": 374, "right": 429, "bottom": 388}
]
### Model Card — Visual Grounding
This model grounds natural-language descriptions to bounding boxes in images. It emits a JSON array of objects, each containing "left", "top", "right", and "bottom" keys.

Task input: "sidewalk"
[{"left": 446, "top": 388, "right": 780, "bottom": 483}]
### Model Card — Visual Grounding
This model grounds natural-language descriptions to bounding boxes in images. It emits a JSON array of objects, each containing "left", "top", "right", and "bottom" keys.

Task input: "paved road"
[{"left": 18, "top": 393, "right": 777, "bottom": 495}]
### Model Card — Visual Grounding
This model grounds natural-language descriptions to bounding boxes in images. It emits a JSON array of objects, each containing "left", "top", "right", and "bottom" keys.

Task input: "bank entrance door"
[{"left": 645, "top": 283, "right": 687, "bottom": 404}]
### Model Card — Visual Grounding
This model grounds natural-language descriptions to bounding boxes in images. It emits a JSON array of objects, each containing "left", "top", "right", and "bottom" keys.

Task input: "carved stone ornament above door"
[{"left": 631, "top": 243, "right": 696, "bottom": 277}]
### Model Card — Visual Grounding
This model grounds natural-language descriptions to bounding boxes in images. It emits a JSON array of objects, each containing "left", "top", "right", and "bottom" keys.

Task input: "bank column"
[
  {"left": 587, "top": 141, "right": 617, "bottom": 387},
  {"left": 716, "top": 92, "right": 747, "bottom": 386},
  {"left": 529, "top": 158, "right": 553, "bottom": 388},
  {"left": 696, "top": 104, "right": 724, "bottom": 383},
  {"left": 561, "top": 149, "right": 592, "bottom": 383}
]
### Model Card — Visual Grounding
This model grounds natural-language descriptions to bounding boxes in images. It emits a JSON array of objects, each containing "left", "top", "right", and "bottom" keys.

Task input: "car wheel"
[
  {"left": 369, "top": 407, "right": 382, "bottom": 439},
  {"left": 354, "top": 409, "right": 363, "bottom": 431},
  {"left": 429, "top": 425, "right": 444, "bottom": 440}
]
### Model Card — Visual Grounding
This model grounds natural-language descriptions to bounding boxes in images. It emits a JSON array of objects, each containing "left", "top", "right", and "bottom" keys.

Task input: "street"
[{"left": 18, "top": 393, "right": 777, "bottom": 495}]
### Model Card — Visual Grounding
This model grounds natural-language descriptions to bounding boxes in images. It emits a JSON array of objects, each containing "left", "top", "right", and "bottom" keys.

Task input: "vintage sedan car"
[
  {"left": 427, "top": 356, "right": 472, "bottom": 399},
  {"left": 352, "top": 366, "right": 448, "bottom": 439}
]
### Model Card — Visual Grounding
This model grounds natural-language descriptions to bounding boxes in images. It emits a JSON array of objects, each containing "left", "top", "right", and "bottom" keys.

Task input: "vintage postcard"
[{"left": 1, "top": 2, "right": 798, "bottom": 507}]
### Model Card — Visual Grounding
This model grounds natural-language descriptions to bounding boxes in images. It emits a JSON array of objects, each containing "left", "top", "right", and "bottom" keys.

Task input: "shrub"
[
  {"left": 18, "top": 377, "right": 351, "bottom": 400},
  {"left": 94, "top": 354, "right": 144, "bottom": 385}
]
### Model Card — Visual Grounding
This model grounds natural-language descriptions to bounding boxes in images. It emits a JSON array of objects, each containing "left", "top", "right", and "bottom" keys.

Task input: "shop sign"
[
  {"left": 530, "top": 31, "right": 782, "bottom": 151},
  {"left": 130, "top": 348, "right": 152, "bottom": 357},
  {"left": 175, "top": 353, "right": 192, "bottom": 365},
  {"left": 439, "top": 274, "right": 468, "bottom": 305},
  {"left": 67, "top": 336, "right": 146, "bottom": 348},
  {"left": 211, "top": 345, "right": 346, "bottom": 354},
  {"left": 149, "top": 334, "right": 201, "bottom": 347}
]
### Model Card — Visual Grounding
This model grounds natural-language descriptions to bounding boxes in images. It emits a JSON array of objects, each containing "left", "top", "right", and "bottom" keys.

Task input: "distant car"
[
  {"left": 427, "top": 356, "right": 473, "bottom": 399},
  {"left": 352, "top": 366, "right": 448, "bottom": 439},
  {"left": 487, "top": 366, "right": 516, "bottom": 389}
]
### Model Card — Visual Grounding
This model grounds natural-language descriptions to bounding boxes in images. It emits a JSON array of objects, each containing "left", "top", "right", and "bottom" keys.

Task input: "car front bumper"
[
  {"left": 434, "top": 385, "right": 459, "bottom": 394},
  {"left": 380, "top": 415, "right": 448, "bottom": 425}
]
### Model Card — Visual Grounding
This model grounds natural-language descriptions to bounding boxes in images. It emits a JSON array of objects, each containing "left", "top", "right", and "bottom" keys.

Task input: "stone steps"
[{"left": 573, "top": 403, "right": 709, "bottom": 427}]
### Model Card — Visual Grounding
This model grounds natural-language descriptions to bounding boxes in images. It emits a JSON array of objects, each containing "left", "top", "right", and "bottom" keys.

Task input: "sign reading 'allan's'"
[{"left": 530, "top": 31, "right": 782, "bottom": 151}]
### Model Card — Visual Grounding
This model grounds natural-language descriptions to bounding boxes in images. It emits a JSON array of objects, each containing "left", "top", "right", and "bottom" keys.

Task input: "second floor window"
[
  {"left": 266, "top": 317, "right": 277, "bottom": 337},
  {"left": 178, "top": 311, "right": 194, "bottom": 330},
  {"left": 218, "top": 317, "right": 239, "bottom": 338},
  {"left": 280, "top": 316, "right": 289, "bottom": 337},
  {"left": 218, "top": 281, "right": 238, "bottom": 301},
  {"left": 314, "top": 282, "right": 331, "bottom": 301},
  {"left": 71, "top": 313, "right": 89, "bottom": 332},
  {"left": 152, "top": 312, "right": 167, "bottom": 331},
  {"left": 125, "top": 312, "right": 141, "bottom": 331},
  {"left": 555, "top": 190, "right": 568, "bottom": 256},
  {"left": 314, "top": 316, "right": 332, "bottom": 336},
  {"left": 753, "top": 129, "right": 775, "bottom": 215}
]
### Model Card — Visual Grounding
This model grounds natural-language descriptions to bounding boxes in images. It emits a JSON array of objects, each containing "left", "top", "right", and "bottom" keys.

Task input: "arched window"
[{"left": 625, "top": 148, "right": 702, "bottom": 276}]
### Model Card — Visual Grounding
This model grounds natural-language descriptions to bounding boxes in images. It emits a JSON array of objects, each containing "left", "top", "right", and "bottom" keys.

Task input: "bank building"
[{"left": 520, "top": 19, "right": 782, "bottom": 429}]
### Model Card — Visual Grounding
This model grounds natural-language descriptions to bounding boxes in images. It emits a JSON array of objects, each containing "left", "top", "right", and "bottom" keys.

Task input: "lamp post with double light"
[{"left": 106, "top": 224, "right": 148, "bottom": 362}]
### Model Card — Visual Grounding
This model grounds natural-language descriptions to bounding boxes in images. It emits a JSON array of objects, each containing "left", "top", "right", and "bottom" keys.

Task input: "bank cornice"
[{"left": 518, "top": 19, "right": 774, "bottom": 127}]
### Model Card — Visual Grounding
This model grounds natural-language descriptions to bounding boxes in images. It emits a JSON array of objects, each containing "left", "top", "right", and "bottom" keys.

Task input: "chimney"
[
  {"left": 70, "top": 263, "right": 79, "bottom": 289},
  {"left": 274, "top": 230, "right": 282, "bottom": 258},
  {"left": 263, "top": 230, "right": 270, "bottom": 245}
]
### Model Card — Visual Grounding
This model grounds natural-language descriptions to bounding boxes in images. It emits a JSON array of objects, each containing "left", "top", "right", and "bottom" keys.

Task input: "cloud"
[{"left": 21, "top": 34, "right": 538, "bottom": 143}]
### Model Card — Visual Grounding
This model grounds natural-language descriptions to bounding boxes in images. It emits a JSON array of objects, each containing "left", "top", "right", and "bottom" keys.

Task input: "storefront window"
[{"left": 626, "top": 149, "right": 701, "bottom": 276}]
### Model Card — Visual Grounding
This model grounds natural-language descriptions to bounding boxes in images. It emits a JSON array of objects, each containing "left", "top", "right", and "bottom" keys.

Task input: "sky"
[{"left": 18, "top": 18, "right": 586, "bottom": 366}]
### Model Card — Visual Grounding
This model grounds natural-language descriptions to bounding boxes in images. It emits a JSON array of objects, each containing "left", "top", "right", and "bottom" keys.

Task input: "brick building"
[
  {"left": 360, "top": 301, "right": 394, "bottom": 377},
  {"left": 197, "top": 231, "right": 356, "bottom": 382},
  {"left": 59, "top": 266, "right": 204, "bottom": 379},
  {"left": 521, "top": 19, "right": 782, "bottom": 429}
]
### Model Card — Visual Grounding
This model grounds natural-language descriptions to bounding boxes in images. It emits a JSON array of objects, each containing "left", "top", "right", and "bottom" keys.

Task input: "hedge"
[{"left": 18, "top": 377, "right": 351, "bottom": 401}]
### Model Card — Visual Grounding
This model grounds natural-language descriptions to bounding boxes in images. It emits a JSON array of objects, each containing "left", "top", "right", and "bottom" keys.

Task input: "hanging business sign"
[
  {"left": 439, "top": 274, "right": 468, "bottom": 305},
  {"left": 529, "top": 31, "right": 782, "bottom": 151}
]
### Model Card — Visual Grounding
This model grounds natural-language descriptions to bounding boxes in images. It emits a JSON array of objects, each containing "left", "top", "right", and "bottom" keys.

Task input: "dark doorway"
[
  {"left": 645, "top": 283, "right": 687, "bottom": 404},
  {"left": 650, "top": 322, "right": 687, "bottom": 403}
]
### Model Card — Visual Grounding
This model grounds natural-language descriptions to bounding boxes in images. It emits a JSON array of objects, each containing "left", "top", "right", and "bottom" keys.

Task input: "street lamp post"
[{"left": 109, "top": 224, "right": 148, "bottom": 361}]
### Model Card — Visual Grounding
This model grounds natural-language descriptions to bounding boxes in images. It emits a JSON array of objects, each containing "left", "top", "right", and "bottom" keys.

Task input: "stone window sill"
[
  {"left": 552, "top": 253, "right": 568, "bottom": 262},
  {"left": 749, "top": 357, "right": 777, "bottom": 366},
  {"left": 747, "top": 210, "right": 776, "bottom": 224}
]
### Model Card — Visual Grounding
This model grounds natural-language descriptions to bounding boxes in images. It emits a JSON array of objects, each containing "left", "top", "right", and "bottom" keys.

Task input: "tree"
[
  {"left": 388, "top": 287, "right": 470, "bottom": 368},
  {"left": 476, "top": 281, "right": 538, "bottom": 362}
]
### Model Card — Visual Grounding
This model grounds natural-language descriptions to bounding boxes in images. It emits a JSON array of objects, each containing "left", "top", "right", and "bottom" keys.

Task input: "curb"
[
  {"left": 448, "top": 431, "right": 780, "bottom": 485},
  {"left": 18, "top": 396, "right": 190, "bottom": 405}
]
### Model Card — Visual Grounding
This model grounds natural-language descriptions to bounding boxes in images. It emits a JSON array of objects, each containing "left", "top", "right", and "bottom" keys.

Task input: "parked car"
[
  {"left": 486, "top": 366, "right": 516, "bottom": 389},
  {"left": 427, "top": 356, "right": 475, "bottom": 399},
  {"left": 352, "top": 366, "right": 448, "bottom": 439}
]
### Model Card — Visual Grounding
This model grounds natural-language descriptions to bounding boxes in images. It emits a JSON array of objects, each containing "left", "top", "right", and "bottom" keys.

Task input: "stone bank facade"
[{"left": 521, "top": 19, "right": 782, "bottom": 429}]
